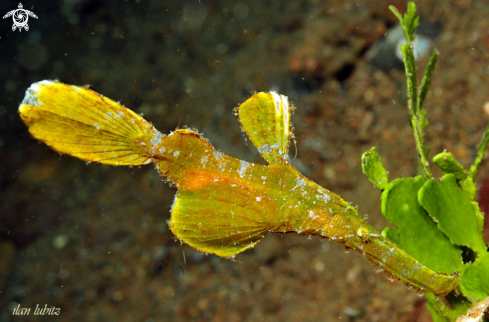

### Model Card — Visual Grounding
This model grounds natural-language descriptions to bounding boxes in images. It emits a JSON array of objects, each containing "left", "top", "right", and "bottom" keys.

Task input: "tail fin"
[{"left": 19, "top": 80, "right": 160, "bottom": 166}]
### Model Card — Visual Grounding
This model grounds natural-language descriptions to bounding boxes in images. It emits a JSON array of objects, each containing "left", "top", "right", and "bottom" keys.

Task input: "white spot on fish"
[
  {"left": 316, "top": 193, "right": 331, "bottom": 203},
  {"left": 150, "top": 130, "right": 165, "bottom": 145},
  {"left": 238, "top": 160, "right": 250, "bottom": 178},
  {"left": 258, "top": 144, "right": 271, "bottom": 154},
  {"left": 308, "top": 210, "right": 318, "bottom": 220},
  {"left": 296, "top": 177, "right": 306, "bottom": 187},
  {"left": 256, "top": 196, "right": 261, "bottom": 202},
  {"left": 213, "top": 151, "right": 223, "bottom": 161},
  {"left": 173, "top": 151, "right": 180, "bottom": 157},
  {"left": 21, "top": 82, "right": 45, "bottom": 108},
  {"left": 201, "top": 156, "right": 208, "bottom": 167}
]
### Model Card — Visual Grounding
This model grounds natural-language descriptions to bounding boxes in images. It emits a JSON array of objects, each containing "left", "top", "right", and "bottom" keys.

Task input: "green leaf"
[
  {"left": 237, "top": 92, "right": 291, "bottom": 165},
  {"left": 425, "top": 292, "right": 471, "bottom": 322},
  {"left": 425, "top": 302, "right": 450, "bottom": 322},
  {"left": 470, "top": 121, "right": 489, "bottom": 180},
  {"left": 361, "top": 147, "right": 389, "bottom": 190},
  {"left": 459, "top": 177, "right": 476, "bottom": 201},
  {"left": 433, "top": 152, "right": 468, "bottom": 180},
  {"left": 401, "top": 44, "right": 418, "bottom": 115},
  {"left": 433, "top": 151, "right": 476, "bottom": 200},
  {"left": 388, "top": 5, "right": 403, "bottom": 23},
  {"left": 417, "top": 51, "right": 438, "bottom": 113},
  {"left": 472, "top": 201, "right": 485, "bottom": 238},
  {"left": 443, "top": 292, "right": 471, "bottom": 320},
  {"left": 425, "top": 293, "right": 451, "bottom": 322},
  {"left": 389, "top": 2, "right": 419, "bottom": 44},
  {"left": 460, "top": 252, "right": 489, "bottom": 302},
  {"left": 419, "top": 109, "right": 429, "bottom": 133},
  {"left": 418, "top": 174, "right": 487, "bottom": 255},
  {"left": 381, "top": 176, "right": 463, "bottom": 273}
]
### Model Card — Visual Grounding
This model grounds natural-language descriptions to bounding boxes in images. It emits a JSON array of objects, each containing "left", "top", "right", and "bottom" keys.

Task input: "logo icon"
[{"left": 3, "top": 3, "right": 37, "bottom": 32}]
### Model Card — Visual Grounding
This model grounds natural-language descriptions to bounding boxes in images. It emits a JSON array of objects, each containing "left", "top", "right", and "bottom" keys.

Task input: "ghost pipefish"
[{"left": 19, "top": 80, "right": 458, "bottom": 296}]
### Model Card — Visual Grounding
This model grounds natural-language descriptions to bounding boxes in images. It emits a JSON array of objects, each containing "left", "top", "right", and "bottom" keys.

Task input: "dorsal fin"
[{"left": 237, "top": 92, "right": 292, "bottom": 164}]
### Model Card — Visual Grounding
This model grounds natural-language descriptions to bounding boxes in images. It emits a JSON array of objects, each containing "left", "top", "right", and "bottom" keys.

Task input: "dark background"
[{"left": 1, "top": 0, "right": 488, "bottom": 321}]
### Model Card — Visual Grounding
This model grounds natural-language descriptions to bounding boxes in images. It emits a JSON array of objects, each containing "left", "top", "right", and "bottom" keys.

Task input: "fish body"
[{"left": 19, "top": 80, "right": 458, "bottom": 296}]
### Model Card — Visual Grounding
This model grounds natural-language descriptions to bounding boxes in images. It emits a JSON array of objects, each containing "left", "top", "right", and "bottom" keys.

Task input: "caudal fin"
[{"left": 19, "top": 80, "right": 160, "bottom": 166}]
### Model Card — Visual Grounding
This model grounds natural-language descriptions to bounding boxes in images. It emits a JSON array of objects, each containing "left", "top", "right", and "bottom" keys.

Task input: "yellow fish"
[{"left": 19, "top": 80, "right": 458, "bottom": 296}]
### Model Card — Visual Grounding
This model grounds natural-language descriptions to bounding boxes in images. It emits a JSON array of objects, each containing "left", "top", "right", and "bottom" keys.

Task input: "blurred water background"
[{"left": 1, "top": 1, "right": 489, "bottom": 321}]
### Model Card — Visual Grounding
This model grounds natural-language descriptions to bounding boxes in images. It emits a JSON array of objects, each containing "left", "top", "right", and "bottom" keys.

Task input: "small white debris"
[
  {"left": 296, "top": 177, "right": 306, "bottom": 187},
  {"left": 201, "top": 156, "right": 208, "bottom": 167},
  {"left": 213, "top": 150, "right": 223, "bottom": 161},
  {"left": 344, "top": 307, "right": 360, "bottom": 318},
  {"left": 150, "top": 130, "right": 165, "bottom": 145},
  {"left": 258, "top": 144, "right": 271, "bottom": 154},
  {"left": 316, "top": 193, "right": 331, "bottom": 203},
  {"left": 238, "top": 160, "right": 250, "bottom": 178},
  {"left": 308, "top": 210, "right": 318, "bottom": 220}
]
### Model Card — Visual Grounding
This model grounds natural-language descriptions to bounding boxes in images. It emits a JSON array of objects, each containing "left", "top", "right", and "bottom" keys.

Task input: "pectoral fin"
[{"left": 168, "top": 175, "right": 274, "bottom": 257}]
